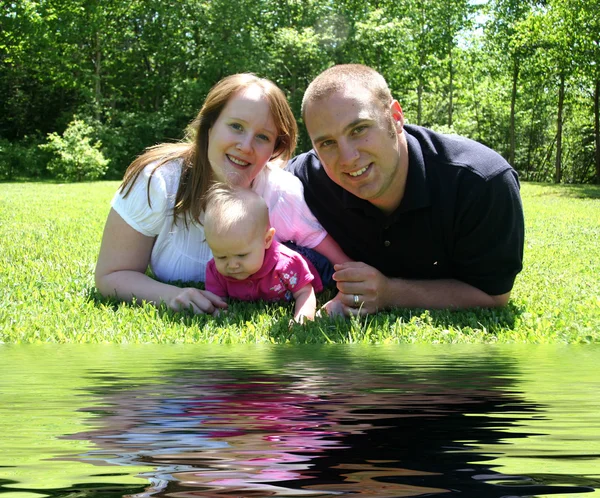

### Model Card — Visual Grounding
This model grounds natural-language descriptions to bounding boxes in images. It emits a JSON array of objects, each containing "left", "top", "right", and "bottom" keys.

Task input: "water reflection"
[
  {"left": 0, "top": 477, "right": 149, "bottom": 498},
  {"left": 52, "top": 348, "right": 596, "bottom": 498}
]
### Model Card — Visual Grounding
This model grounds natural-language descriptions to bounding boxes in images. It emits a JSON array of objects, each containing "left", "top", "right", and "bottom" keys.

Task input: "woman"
[{"left": 95, "top": 73, "right": 348, "bottom": 315}]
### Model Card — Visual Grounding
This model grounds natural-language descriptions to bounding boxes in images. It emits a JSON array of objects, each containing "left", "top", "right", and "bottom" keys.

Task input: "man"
[{"left": 287, "top": 64, "right": 524, "bottom": 316}]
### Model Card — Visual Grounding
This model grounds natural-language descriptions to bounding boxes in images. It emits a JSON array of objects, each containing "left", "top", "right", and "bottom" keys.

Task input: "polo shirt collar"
[
  {"left": 341, "top": 131, "right": 430, "bottom": 218},
  {"left": 400, "top": 132, "right": 430, "bottom": 212}
]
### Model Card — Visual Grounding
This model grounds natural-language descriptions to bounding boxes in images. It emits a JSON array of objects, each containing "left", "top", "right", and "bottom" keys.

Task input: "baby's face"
[{"left": 208, "top": 226, "right": 269, "bottom": 280}]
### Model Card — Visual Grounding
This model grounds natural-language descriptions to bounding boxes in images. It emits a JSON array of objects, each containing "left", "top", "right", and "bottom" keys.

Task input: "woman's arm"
[
  {"left": 95, "top": 209, "right": 227, "bottom": 315},
  {"left": 312, "top": 234, "right": 352, "bottom": 266},
  {"left": 292, "top": 284, "right": 316, "bottom": 323},
  {"left": 258, "top": 168, "right": 352, "bottom": 265}
]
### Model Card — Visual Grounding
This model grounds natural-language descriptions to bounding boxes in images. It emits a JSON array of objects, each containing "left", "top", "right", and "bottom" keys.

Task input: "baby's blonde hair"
[{"left": 203, "top": 183, "right": 270, "bottom": 239}]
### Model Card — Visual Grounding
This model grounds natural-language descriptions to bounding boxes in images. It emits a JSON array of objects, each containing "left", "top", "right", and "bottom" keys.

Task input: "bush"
[
  {"left": 0, "top": 139, "right": 13, "bottom": 179},
  {"left": 39, "top": 119, "right": 110, "bottom": 181},
  {"left": 94, "top": 110, "right": 186, "bottom": 179},
  {"left": 0, "top": 137, "right": 51, "bottom": 180}
]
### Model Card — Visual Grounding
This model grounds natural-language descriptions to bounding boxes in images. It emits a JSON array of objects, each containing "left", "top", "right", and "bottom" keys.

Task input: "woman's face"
[{"left": 208, "top": 86, "right": 278, "bottom": 188}]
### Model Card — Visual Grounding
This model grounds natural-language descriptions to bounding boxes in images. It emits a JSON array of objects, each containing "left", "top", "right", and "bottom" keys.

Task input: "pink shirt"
[{"left": 205, "top": 240, "right": 323, "bottom": 302}]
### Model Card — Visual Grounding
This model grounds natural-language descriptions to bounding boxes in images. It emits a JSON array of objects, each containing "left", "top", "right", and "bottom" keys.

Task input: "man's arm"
[{"left": 323, "top": 262, "right": 509, "bottom": 316}]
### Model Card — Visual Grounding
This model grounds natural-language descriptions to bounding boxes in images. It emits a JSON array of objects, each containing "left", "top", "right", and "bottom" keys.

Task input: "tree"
[
  {"left": 567, "top": 0, "right": 600, "bottom": 183},
  {"left": 485, "top": 0, "right": 537, "bottom": 167},
  {"left": 1, "top": 0, "right": 595, "bottom": 183}
]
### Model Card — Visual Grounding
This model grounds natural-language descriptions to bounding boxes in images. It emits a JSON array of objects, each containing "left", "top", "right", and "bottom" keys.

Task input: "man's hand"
[
  {"left": 319, "top": 262, "right": 512, "bottom": 317},
  {"left": 328, "top": 261, "right": 512, "bottom": 313},
  {"left": 329, "top": 262, "right": 390, "bottom": 316}
]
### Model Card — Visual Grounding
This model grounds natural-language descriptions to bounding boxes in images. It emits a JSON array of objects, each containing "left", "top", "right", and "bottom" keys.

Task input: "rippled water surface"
[{"left": 1, "top": 345, "right": 599, "bottom": 497}]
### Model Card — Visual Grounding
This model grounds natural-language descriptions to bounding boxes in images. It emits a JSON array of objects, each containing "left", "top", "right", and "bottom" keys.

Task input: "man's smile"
[{"left": 348, "top": 164, "right": 370, "bottom": 177}]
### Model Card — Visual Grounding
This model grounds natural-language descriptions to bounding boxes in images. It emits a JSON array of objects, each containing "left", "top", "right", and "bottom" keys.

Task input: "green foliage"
[
  {"left": 0, "top": 181, "right": 598, "bottom": 344},
  {"left": 39, "top": 119, "right": 109, "bottom": 182},
  {"left": 88, "top": 110, "right": 186, "bottom": 179},
  {"left": 0, "top": 0, "right": 598, "bottom": 183},
  {"left": 0, "top": 136, "right": 50, "bottom": 180}
]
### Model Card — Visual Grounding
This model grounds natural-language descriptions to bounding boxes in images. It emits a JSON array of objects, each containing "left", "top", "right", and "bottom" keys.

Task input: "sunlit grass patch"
[{"left": 1, "top": 181, "right": 599, "bottom": 344}]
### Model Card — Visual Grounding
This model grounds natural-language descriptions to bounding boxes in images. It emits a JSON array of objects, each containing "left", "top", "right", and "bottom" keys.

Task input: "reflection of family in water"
[{"left": 65, "top": 358, "right": 593, "bottom": 498}]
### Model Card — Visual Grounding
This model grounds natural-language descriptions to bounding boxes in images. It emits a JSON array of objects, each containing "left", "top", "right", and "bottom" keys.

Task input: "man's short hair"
[{"left": 301, "top": 64, "right": 393, "bottom": 120}]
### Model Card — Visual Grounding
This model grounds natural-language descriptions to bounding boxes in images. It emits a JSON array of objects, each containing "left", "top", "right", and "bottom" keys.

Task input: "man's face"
[{"left": 304, "top": 86, "right": 406, "bottom": 213}]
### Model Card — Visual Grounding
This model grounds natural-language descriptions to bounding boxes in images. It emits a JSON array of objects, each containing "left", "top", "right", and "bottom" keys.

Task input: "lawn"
[{"left": 0, "top": 181, "right": 598, "bottom": 344}]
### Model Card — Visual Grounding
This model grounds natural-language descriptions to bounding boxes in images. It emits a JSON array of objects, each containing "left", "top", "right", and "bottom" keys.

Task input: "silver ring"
[{"left": 354, "top": 294, "right": 360, "bottom": 306}]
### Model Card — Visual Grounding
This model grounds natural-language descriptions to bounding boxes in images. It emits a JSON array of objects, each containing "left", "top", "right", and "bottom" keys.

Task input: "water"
[{"left": 0, "top": 345, "right": 599, "bottom": 498}]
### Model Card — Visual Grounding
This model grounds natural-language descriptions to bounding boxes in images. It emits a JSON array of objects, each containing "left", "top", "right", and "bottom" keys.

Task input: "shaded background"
[{"left": 1, "top": 0, "right": 599, "bottom": 184}]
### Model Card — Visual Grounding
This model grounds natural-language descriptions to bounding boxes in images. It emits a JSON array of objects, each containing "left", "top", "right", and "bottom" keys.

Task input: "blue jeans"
[{"left": 283, "top": 242, "right": 335, "bottom": 288}]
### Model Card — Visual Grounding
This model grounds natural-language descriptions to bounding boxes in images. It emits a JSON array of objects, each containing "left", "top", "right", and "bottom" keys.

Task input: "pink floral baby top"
[{"left": 205, "top": 240, "right": 323, "bottom": 301}]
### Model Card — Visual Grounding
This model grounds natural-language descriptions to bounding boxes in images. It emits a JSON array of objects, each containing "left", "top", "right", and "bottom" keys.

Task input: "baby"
[{"left": 204, "top": 183, "right": 322, "bottom": 323}]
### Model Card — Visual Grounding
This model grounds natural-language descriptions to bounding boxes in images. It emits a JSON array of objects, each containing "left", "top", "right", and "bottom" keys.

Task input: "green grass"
[{"left": 1, "top": 181, "right": 598, "bottom": 344}]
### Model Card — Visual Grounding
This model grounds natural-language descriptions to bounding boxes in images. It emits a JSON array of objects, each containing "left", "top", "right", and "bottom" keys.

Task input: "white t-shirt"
[{"left": 111, "top": 160, "right": 327, "bottom": 283}]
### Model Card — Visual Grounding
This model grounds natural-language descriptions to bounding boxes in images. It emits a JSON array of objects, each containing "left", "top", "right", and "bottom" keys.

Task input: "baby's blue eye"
[
  {"left": 230, "top": 123, "right": 243, "bottom": 131},
  {"left": 257, "top": 134, "right": 271, "bottom": 142}
]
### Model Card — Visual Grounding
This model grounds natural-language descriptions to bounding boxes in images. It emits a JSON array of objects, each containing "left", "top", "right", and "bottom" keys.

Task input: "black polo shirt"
[{"left": 286, "top": 125, "right": 524, "bottom": 296}]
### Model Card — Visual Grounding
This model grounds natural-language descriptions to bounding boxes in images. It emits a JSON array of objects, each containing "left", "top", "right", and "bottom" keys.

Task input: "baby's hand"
[
  {"left": 294, "top": 314, "right": 311, "bottom": 324},
  {"left": 288, "top": 314, "right": 311, "bottom": 330}
]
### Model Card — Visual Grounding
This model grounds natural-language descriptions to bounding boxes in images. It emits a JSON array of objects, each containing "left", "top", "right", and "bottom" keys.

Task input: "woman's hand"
[
  {"left": 167, "top": 288, "right": 228, "bottom": 316},
  {"left": 96, "top": 209, "right": 227, "bottom": 315}
]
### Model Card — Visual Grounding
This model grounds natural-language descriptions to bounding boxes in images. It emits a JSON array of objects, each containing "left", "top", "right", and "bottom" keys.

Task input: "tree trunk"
[
  {"left": 417, "top": 78, "right": 423, "bottom": 126},
  {"left": 595, "top": 78, "right": 600, "bottom": 184},
  {"left": 554, "top": 73, "right": 565, "bottom": 184},
  {"left": 526, "top": 88, "right": 540, "bottom": 178},
  {"left": 509, "top": 57, "right": 519, "bottom": 167},
  {"left": 469, "top": 56, "right": 481, "bottom": 139},
  {"left": 448, "top": 43, "right": 453, "bottom": 127},
  {"left": 417, "top": 49, "right": 425, "bottom": 125},
  {"left": 94, "top": 31, "right": 102, "bottom": 120}
]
